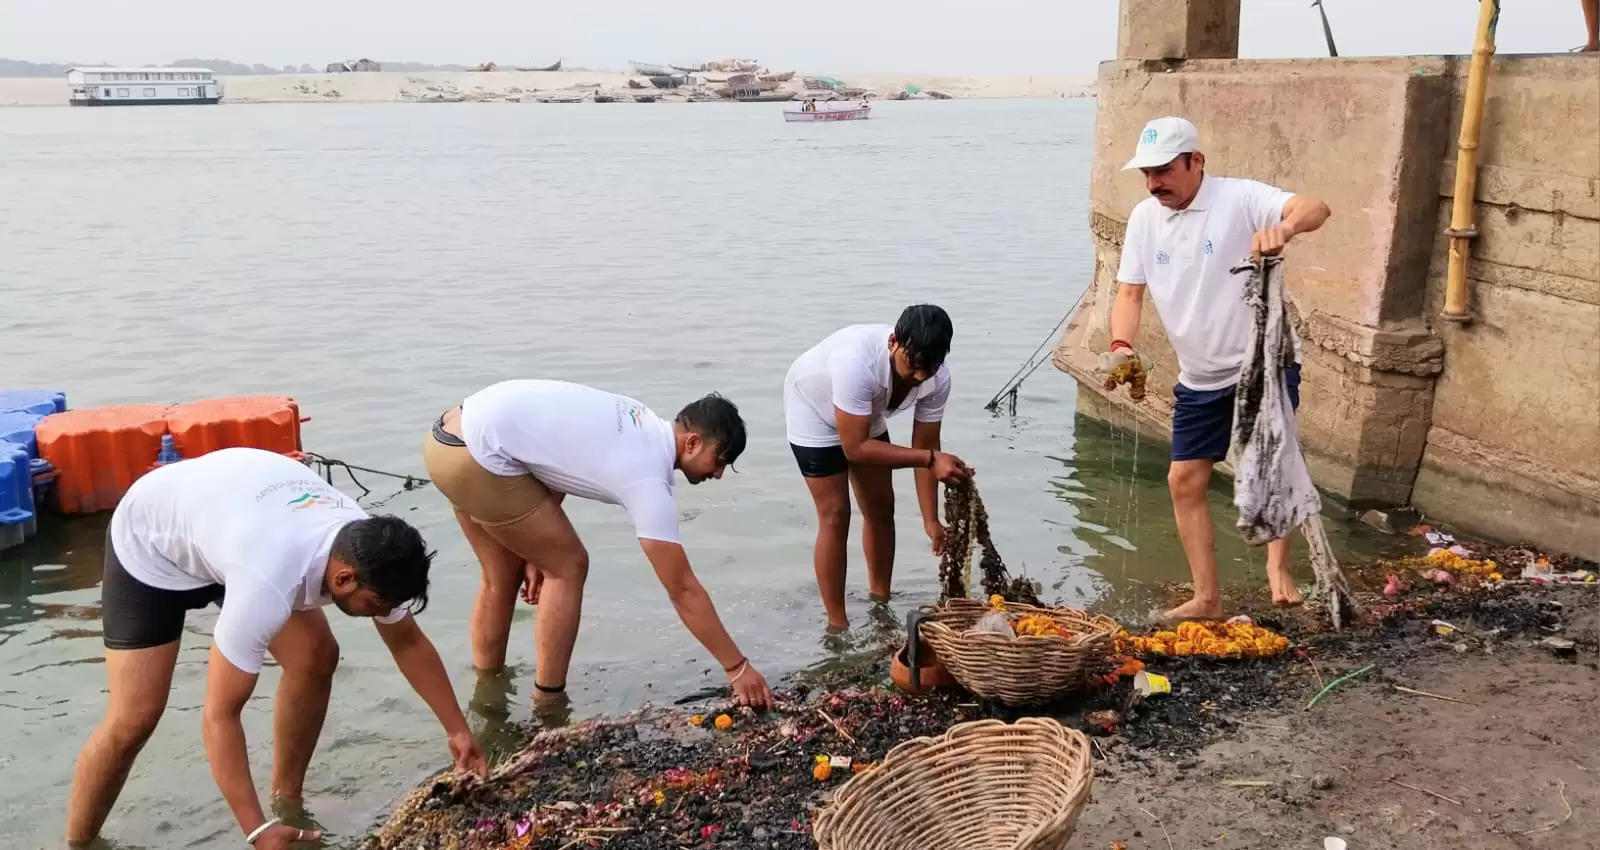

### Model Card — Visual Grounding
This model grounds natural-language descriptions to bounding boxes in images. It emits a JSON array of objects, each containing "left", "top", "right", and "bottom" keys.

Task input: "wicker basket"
[
  {"left": 813, "top": 717, "right": 1094, "bottom": 850},
  {"left": 918, "top": 599, "right": 1119, "bottom": 706}
]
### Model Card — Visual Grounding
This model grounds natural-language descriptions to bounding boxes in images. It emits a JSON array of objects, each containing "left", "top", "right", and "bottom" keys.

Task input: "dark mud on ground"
[{"left": 364, "top": 549, "right": 1597, "bottom": 850}]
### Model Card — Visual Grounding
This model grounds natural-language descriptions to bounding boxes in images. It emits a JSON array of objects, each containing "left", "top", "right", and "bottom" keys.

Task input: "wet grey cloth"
[
  {"left": 1229, "top": 256, "right": 1355, "bottom": 628},
  {"left": 1229, "top": 255, "right": 1314, "bottom": 544}
]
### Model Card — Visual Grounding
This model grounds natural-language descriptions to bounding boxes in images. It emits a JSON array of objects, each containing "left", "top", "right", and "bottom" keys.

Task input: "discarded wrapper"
[
  {"left": 828, "top": 755, "right": 852, "bottom": 770},
  {"left": 1324, "top": 838, "right": 1348, "bottom": 850},
  {"left": 1431, "top": 619, "right": 1459, "bottom": 637},
  {"left": 1134, "top": 671, "right": 1171, "bottom": 697}
]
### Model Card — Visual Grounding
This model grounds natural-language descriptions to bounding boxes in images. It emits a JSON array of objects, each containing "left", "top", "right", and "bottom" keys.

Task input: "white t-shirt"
[
  {"left": 783, "top": 323, "right": 953, "bottom": 447},
  {"left": 1116, "top": 174, "right": 1296, "bottom": 391},
  {"left": 459, "top": 379, "right": 682, "bottom": 544},
  {"left": 108, "top": 447, "right": 409, "bottom": 675}
]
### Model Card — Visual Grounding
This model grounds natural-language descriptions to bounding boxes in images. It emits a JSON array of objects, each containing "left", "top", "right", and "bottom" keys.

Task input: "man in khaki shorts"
[{"left": 422, "top": 379, "right": 773, "bottom": 708}]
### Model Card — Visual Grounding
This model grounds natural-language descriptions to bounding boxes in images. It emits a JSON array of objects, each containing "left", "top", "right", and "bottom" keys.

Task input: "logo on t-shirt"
[
  {"left": 287, "top": 492, "right": 342, "bottom": 510},
  {"left": 614, "top": 398, "right": 645, "bottom": 432},
  {"left": 1155, "top": 250, "right": 1171, "bottom": 265},
  {"left": 1204, "top": 239, "right": 1214, "bottom": 256}
]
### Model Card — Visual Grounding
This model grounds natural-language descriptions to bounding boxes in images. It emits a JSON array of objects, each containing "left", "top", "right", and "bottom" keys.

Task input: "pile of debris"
[{"left": 366, "top": 688, "right": 980, "bottom": 850}]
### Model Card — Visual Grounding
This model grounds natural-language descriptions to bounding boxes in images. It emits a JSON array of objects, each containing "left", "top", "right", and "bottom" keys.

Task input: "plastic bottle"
[{"left": 156, "top": 434, "right": 182, "bottom": 465}]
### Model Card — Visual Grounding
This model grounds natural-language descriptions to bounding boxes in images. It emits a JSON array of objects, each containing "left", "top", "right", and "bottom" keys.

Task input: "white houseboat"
[{"left": 66, "top": 67, "right": 222, "bottom": 106}]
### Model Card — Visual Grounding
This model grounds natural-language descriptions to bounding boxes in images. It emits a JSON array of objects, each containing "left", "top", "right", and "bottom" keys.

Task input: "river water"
[{"left": 0, "top": 100, "right": 1401, "bottom": 849}]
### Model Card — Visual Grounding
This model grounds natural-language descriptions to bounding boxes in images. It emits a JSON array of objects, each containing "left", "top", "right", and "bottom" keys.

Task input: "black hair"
[
  {"left": 894, "top": 304, "right": 954, "bottom": 369},
  {"left": 676, "top": 393, "right": 747, "bottom": 465},
  {"left": 330, "top": 515, "right": 433, "bottom": 615}
]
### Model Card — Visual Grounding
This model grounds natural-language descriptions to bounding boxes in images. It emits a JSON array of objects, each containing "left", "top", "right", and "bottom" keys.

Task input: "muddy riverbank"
[{"left": 359, "top": 538, "right": 1598, "bottom": 850}]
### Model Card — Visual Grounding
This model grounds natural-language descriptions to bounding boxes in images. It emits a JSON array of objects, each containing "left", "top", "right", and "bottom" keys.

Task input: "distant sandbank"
[{"left": 0, "top": 69, "right": 1096, "bottom": 107}]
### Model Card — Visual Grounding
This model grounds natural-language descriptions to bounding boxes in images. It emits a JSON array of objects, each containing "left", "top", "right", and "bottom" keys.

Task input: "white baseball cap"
[{"left": 1121, "top": 116, "right": 1200, "bottom": 170}]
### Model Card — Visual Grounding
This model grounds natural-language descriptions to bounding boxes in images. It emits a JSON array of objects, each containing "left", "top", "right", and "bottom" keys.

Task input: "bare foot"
[
  {"left": 1267, "top": 562, "right": 1303, "bottom": 607},
  {"left": 1160, "top": 597, "right": 1224, "bottom": 621}
]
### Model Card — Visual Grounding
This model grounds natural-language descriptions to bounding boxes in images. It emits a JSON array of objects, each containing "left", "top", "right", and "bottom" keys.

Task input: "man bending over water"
[
  {"left": 422, "top": 380, "right": 774, "bottom": 709},
  {"left": 67, "top": 448, "right": 485, "bottom": 850},
  {"left": 784, "top": 305, "right": 974, "bottom": 631}
]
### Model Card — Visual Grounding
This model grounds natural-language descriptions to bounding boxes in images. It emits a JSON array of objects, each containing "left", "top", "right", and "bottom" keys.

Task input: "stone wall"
[
  {"left": 1053, "top": 14, "right": 1600, "bottom": 558},
  {"left": 1412, "top": 56, "right": 1600, "bottom": 558}
]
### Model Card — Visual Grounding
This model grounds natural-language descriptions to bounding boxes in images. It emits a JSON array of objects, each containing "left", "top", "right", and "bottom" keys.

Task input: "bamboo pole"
[{"left": 1441, "top": 0, "right": 1499, "bottom": 324}]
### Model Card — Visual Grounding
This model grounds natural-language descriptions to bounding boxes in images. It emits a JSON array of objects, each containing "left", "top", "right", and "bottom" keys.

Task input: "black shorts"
[
  {"left": 790, "top": 431, "right": 890, "bottom": 478},
  {"left": 102, "top": 533, "right": 225, "bottom": 650}
]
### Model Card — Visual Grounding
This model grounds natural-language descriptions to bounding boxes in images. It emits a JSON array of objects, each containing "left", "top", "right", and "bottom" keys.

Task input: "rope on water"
[
  {"left": 981, "top": 286, "right": 1090, "bottom": 415},
  {"left": 300, "top": 451, "right": 431, "bottom": 508},
  {"left": 938, "top": 480, "right": 1042, "bottom": 605}
]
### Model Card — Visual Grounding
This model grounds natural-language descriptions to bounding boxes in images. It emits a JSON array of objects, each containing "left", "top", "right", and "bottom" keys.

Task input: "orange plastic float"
[
  {"left": 36, "top": 404, "right": 170, "bottom": 514},
  {"left": 166, "top": 395, "right": 302, "bottom": 457}
]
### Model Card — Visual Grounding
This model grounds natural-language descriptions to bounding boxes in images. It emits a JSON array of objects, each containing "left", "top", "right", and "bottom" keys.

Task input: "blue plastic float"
[{"left": 0, "top": 388, "right": 68, "bottom": 551}]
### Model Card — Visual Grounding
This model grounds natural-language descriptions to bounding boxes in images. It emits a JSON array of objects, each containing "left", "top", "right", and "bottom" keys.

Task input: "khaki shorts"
[{"left": 422, "top": 415, "right": 550, "bottom": 527}]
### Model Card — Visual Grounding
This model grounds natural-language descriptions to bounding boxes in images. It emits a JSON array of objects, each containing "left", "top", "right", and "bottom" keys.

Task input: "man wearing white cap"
[{"left": 1099, "top": 116, "right": 1332, "bottom": 620}]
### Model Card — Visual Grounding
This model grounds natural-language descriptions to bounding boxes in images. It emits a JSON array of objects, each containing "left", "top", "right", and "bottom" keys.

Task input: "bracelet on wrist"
[
  {"left": 722, "top": 655, "right": 747, "bottom": 672},
  {"left": 245, "top": 818, "right": 281, "bottom": 845}
]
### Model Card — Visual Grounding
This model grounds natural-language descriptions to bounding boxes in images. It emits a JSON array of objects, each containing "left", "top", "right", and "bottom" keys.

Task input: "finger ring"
[{"left": 297, "top": 829, "right": 305, "bottom": 840}]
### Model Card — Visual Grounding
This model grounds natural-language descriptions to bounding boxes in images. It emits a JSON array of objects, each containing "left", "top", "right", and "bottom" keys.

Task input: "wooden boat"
[
  {"left": 593, "top": 92, "right": 617, "bottom": 103},
  {"left": 760, "top": 70, "right": 795, "bottom": 82},
  {"left": 670, "top": 63, "right": 705, "bottom": 73},
  {"left": 648, "top": 75, "right": 685, "bottom": 89},
  {"left": 534, "top": 92, "right": 584, "bottom": 103},
  {"left": 784, "top": 101, "right": 871, "bottom": 121},
  {"left": 632, "top": 94, "right": 659, "bottom": 103},
  {"left": 630, "top": 61, "right": 673, "bottom": 76},
  {"left": 738, "top": 91, "right": 795, "bottom": 102},
  {"left": 516, "top": 59, "right": 562, "bottom": 72}
]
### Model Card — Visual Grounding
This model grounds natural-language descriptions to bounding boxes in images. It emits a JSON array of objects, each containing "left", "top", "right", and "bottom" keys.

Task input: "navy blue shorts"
[{"left": 1171, "top": 366, "right": 1301, "bottom": 463}]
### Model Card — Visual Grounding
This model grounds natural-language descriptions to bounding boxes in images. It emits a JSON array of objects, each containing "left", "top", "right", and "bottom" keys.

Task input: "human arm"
[
  {"left": 1251, "top": 191, "right": 1332, "bottom": 259},
  {"left": 1104, "top": 208, "right": 1149, "bottom": 361},
  {"left": 202, "top": 645, "right": 320, "bottom": 848},
  {"left": 638, "top": 538, "right": 773, "bottom": 708},
  {"left": 1107, "top": 282, "right": 1146, "bottom": 354},
  {"left": 375, "top": 614, "right": 487, "bottom": 778},
  {"left": 833, "top": 408, "right": 970, "bottom": 482},
  {"left": 202, "top": 587, "right": 315, "bottom": 848},
  {"left": 910, "top": 418, "right": 946, "bottom": 554}
]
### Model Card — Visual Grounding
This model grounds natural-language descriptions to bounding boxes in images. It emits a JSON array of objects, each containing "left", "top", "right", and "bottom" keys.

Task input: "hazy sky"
[{"left": 0, "top": 0, "right": 1588, "bottom": 74}]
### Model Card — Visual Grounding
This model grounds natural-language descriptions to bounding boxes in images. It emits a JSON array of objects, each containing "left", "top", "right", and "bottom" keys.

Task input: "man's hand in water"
[
  {"left": 448, "top": 730, "right": 489, "bottom": 779},
  {"left": 930, "top": 452, "right": 972, "bottom": 483},
  {"left": 729, "top": 662, "right": 774, "bottom": 709},
  {"left": 253, "top": 823, "right": 321, "bottom": 849}
]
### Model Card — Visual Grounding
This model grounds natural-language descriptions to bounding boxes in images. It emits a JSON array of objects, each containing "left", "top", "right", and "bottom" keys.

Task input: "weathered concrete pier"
[{"left": 1055, "top": 0, "right": 1599, "bottom": 558}]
